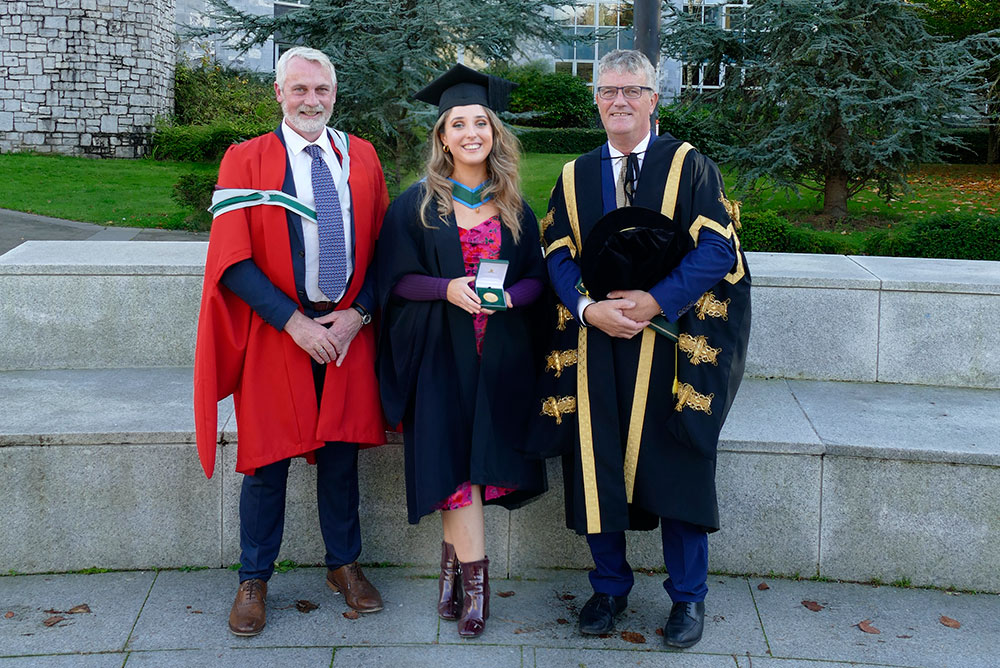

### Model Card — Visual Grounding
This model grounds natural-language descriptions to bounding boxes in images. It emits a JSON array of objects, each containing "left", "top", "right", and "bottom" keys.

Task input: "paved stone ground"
[
  {"left": 1, "top": 567, "right": 996, "bottom": 667},
  {"left": 0, "top": 209, "right": 206, "bottom": 256}
]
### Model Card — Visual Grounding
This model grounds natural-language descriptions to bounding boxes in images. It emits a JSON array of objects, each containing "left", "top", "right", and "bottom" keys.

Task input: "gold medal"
[{"left": 483, "top": 292, "right": 499, "bottom": 303}]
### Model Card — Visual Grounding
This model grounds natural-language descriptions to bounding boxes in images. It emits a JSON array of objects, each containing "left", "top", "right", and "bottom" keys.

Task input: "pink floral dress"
[{"left": 434, "top": 216, "right": 514, "bottom": 511}]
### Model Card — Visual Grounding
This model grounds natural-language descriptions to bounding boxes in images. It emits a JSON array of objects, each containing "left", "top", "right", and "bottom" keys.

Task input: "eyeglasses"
[{"left": 596, "top": 85, "right": 654, "bottom": 100}]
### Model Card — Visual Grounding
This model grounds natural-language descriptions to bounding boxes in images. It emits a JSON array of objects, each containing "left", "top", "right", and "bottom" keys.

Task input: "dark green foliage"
[
  {"left": 190, "top": 0, "right": 566, "bottom": 191},
  {"left": 863, "top": 212, "right": 1000, "bottom": 260},
  {"left": 173, "top": 59, "right": 281, "bottom": 126},
  {"left": 662, "top": 0, "right": 999, "bottom": 217},
  {"left": 657, "top": 103, "right": 733, "bottom": 161},
  {"left": 171, "top": 171, "right": 219, "bottom": 231},
  {"left": 512, "top": 127, "right": 607, "bottom": 154},
  {"left": 941, "top": 127, "right": 991, "bottom": 164},
  {"left": 492, "top": 63, "right": 596, "bottom": 128},
  {"left": 152, "top": 121, "right": 274, "bottom": 162},
  {"left": 739, "top": 211, "right": 853, "bottom": 254}
]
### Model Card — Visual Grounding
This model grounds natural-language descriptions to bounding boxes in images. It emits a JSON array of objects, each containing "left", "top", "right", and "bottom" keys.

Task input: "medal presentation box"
[{"left": 476, "top": 258, "right": 508, "bottom": 310}]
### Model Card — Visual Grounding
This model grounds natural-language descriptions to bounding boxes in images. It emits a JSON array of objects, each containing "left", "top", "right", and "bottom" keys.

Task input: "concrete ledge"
[
  {"left": 3, "top": 243, "right": 999, "bottom": 387},
  {"left": 2, "top": 368, "right": 997, "bottom": 591}
]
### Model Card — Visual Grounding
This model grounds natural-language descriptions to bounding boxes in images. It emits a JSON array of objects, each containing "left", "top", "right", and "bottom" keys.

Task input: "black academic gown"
[
  {"left": 537, "top": 135, "right": 752, "bottom": 535},
  {"left": 377, "top": 183, "right": 548, "bottom": 524}
]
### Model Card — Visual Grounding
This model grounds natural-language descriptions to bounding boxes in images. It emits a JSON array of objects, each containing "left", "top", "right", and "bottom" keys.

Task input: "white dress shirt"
[{"left": 281, "top": 119, "right": 354, "bottom": 303}]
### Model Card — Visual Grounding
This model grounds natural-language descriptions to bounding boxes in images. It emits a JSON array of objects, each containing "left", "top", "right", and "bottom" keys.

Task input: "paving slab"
[
  {"left": 752, "top": 578, "right": 1000, "bottom": 668},
  {"left": 786, "top": 380, "right": 1000, "bottom": 465},
  {"left": 532, "top": 647, "right": 747, "bottom": 667},
  {"left": 0, "top": 240, "right": 206, "bottom": 275},
  {"left": 0, "top": 209, "right": 102, "bottom": 256},
  {"left": 745, "top": 253, "right": 880, "bottom": 289},
  {"left": 747, "top": 660, "right": 892, "bottom": 668},
  {"left": 127, "top": 568, "right": 437, "bottom": 651},
  {"left": 470, "top": 571, "right": 767, "bottom": 658},
  {"left": 0, "top": 655, "right": 126, "bottom": 667},
  {"left": 0, "top": 571, "right": 154, "bottom": 657},
  {"left": 332, "top": 645, "right": 524, "bottom": 667},
  {"left": 125, "top": 648, "right": 334, "bottom": 667}
]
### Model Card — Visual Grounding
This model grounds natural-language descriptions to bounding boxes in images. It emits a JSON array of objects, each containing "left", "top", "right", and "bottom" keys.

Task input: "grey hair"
[
  {"left": 275, "top": 47, "right": 337, "bottom": 89},
  {"left": 596, "top": 49, "right": 657, "bottom": 89}
]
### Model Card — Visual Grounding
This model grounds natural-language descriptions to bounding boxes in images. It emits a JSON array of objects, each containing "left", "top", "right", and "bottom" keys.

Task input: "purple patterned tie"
[{"left": 305, "top": 144, "right": 347, "bottom": 300}]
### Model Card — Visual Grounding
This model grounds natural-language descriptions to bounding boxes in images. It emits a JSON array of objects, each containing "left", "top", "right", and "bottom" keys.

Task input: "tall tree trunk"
[
  {"left": 988, "top": 121, "right": 998, "bottom": 165},
  {"left": 823, "top": 172, "right": 849, "bottom": 219}
]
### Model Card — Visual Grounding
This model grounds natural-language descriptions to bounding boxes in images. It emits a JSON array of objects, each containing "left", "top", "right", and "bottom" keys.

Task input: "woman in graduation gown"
[{"left": 376, "top": 65, "right": 547, "bottom": 638}]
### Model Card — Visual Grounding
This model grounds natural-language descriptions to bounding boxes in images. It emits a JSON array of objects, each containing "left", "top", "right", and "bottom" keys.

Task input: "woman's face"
[{"left": 440, "top": 104, "right": 494, "bottom": 170}]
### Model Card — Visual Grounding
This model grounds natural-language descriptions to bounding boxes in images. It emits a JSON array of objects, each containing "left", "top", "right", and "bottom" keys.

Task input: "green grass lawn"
[{"left": 1, "top": 152, "right": 995, "bottom": 240}]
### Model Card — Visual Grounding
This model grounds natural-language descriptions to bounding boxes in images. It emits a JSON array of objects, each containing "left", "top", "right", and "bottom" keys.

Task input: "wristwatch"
[{"left": 350, "top": 302, "right": 372, "bottom": 325}]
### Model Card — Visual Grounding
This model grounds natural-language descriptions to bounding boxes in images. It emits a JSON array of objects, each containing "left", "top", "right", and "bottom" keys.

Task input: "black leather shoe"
[
  {"left": 664, "top": 600, "right": 705, "bottom": 648},
  {"left": 578, "top": 592, "right": 628, "bottom": 635}
]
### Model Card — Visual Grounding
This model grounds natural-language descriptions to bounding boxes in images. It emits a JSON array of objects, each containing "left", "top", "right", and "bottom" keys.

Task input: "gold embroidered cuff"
[
  {"left": 695, "top": 291, "right": 730, "bottom": 320},
  {"left": 556, "top": 303, "right": 573, "bottom": 331}
]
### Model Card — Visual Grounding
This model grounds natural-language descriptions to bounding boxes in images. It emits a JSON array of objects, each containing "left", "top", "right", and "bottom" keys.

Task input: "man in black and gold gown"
[{"left": 539, "top": 49, "right": 751, "bottom": 649}]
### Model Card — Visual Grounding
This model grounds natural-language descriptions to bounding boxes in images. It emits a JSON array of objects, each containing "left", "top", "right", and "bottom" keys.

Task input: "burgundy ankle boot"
[
  {"left": 457, "top": 557, "right": 490, "bottom": 638},
  {"left": 437, "top": 541, "right": 462, "bottom": 620}
]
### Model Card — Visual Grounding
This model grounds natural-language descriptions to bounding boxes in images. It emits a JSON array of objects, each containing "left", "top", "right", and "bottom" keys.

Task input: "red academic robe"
[{"left": 193, "top": 130, "right": 389, "bottom": 478}]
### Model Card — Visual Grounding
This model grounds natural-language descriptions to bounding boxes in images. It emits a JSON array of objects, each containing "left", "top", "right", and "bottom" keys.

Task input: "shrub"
[
  {"left": 152, "top": 120, "right": 274, "bottom": 162},
  {"left": 492, "top": 62, "right": 596, "bottom": 129},
  {"left": 172, "top": 171, "right": 218, "bottom": 231},
  {"left": 173, "top": 59, "right": 280, "bottom": 126},
  {"left": 738, "top": 210, "right": 791, "bottom": 252},
  {"left": 863, "top": 212, "right": 1000, "bottom": 261},
  {"left": 513, "top": 127, "right": 607, "bottom": 154}
]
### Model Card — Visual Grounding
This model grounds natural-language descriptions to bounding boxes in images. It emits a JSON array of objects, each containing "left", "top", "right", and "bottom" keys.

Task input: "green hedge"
[
  {"left": 738, "top": 210, "right": 854, "bottom": 254},
  {"left": 491, "top": 63, "right": 596, "bottom": 129},
  {"left": 173, "top": 60, "right": 280, "bottom": 126},
  {"left": 513, "top": 127, "right": 606, "bottom": 154},
  {"left": 152, "top": 121, "right": 275, "bottom": 162},
  {"left": 863, "top": 212, "right": 1000, "bottom": 261}
]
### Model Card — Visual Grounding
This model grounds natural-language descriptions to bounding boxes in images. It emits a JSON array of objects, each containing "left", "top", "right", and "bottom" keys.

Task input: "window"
[
  {"left": 553, "top": 2, "right": 635, "bottom": 88},
  {"left": 680, "top": 0, "right": 750, "bottom": 94}
]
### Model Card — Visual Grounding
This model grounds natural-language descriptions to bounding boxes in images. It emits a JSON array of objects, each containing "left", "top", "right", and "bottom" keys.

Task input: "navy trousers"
[
  {"left": 586, "top": 518, "right": 709, "bottom": 603},
  {"left": 237, "top": 358, "right": 362, "bottom": 583}
]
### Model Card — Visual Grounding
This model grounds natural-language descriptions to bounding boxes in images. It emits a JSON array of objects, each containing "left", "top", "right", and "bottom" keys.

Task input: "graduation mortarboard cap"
[
  {"left": 414, "top": 63, "right": 517, "bottom": 116},
  {"left": 580, "top": 206, "right": 686, "bottom": 301}
]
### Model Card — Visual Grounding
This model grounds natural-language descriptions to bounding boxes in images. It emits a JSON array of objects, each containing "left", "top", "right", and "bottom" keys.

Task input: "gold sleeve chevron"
[{"left": 544, "top": 235, "right": 576, "bottom": 258}]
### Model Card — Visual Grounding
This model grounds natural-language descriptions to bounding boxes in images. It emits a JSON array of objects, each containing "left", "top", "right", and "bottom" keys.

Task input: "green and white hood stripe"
[{"left": 208, "top": 127, "right": 352, "bottom": 222}]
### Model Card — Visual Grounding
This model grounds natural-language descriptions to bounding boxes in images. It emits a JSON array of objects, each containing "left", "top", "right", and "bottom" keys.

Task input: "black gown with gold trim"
[
  {"left": 536, "top": 135, "right": 751, "bottom": 535},
  {"left": 376, "top": 182, "right": 548, "bottom": 524}
]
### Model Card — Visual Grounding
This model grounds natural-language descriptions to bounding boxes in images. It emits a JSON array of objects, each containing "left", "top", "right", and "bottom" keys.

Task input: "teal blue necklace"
[{"left": 449, "top": 178, "right": 492, "bottom": 209}]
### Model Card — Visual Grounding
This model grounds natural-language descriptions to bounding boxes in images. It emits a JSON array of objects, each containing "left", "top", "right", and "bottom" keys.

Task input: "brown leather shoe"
[
  {"left": 326, "top": 562, "right": 383, "bottom": 613},
  {"left": 438, "top": 541, "right": 462, "bottom": 620},
  {"left": 228, "top": 578, "right": 267, "bottom": 636}
]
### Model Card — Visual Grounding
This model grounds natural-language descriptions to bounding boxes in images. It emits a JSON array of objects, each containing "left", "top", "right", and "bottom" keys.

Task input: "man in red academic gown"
[{"left": 193, "top": 46, "right": 388, "bottom": 637}]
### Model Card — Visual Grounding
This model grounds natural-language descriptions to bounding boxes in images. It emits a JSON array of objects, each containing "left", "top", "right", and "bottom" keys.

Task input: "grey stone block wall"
[{"left": 0, "top": 0, "right": 175, "bottom": 157}]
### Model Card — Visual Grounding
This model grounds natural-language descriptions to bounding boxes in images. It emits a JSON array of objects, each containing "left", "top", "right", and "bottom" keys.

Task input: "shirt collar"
[
  {"left": 282, "top": 118, "right": 334, "bottom": 158},
  {"left": 607, "top": 131, "right": 654, "bottom": 159}
]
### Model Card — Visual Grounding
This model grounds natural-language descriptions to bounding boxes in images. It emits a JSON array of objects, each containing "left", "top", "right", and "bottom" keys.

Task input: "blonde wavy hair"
[{"left": 419, "top": 106, "right": 524, "bottom": 243}]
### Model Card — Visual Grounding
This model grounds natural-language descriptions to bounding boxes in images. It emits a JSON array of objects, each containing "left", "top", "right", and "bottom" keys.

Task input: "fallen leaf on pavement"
[
  {"left": 189, "top": 610, "right": 203, "bottom": 614},
  {"left": 295, "top": 600, "right": 319, "bottom": 613},
  {"left": 4, "top": 612, "right": 13, "bottom": 619},
  {"left": 655, "top": 628, "right": 664, "bottom": 636},
  {"left": 43, "top": 616, "right": 65, "bottom": 627},
  {"left": 560, "top": 594, "right": 576, "bottom": 600},
  {"left": 621, "top": 630, "right": 646, "bottom": 644},
  {"left": 342, "top": 610, "right": 359, "bottom": 620},
  {"left": 67, "top": 604, "right": 91, "bottom": 615},
  {"left": 897, "top": 634, "right": 912, "bottom": 639},
  {"left": 496, "top": 591, "right": 515, "bottom": 598},
  {"left": 802, "top": 600, "right": 824, "bottom": 612},
  {"left": 556, "top": 618, "right": 568, "bottom": 624},
  {"left": 940, "top": 616, "right": 960, "bottom": 629},
  {"left": 857, "top": 619, "right": 881, "bottom": 634},
  {"left": 757, "top": 582, "right": 770, "bottom": 590}
]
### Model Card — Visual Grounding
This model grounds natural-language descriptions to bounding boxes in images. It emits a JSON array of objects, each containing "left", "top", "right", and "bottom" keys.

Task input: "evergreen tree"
[
  {"left": 189, "top": 0, "right": 565, "bottom": 190},
  {"left": 920, "top": 0, "right": 1000, "bottom": 163},
  {"left": 663, "top": 0, "right": 999, "bottom": 218}
]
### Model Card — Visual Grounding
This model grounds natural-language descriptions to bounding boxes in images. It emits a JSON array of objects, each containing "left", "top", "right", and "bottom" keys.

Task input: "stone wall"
[{"left": 0, "top": 0, "right": 175, "bottom": 158}]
